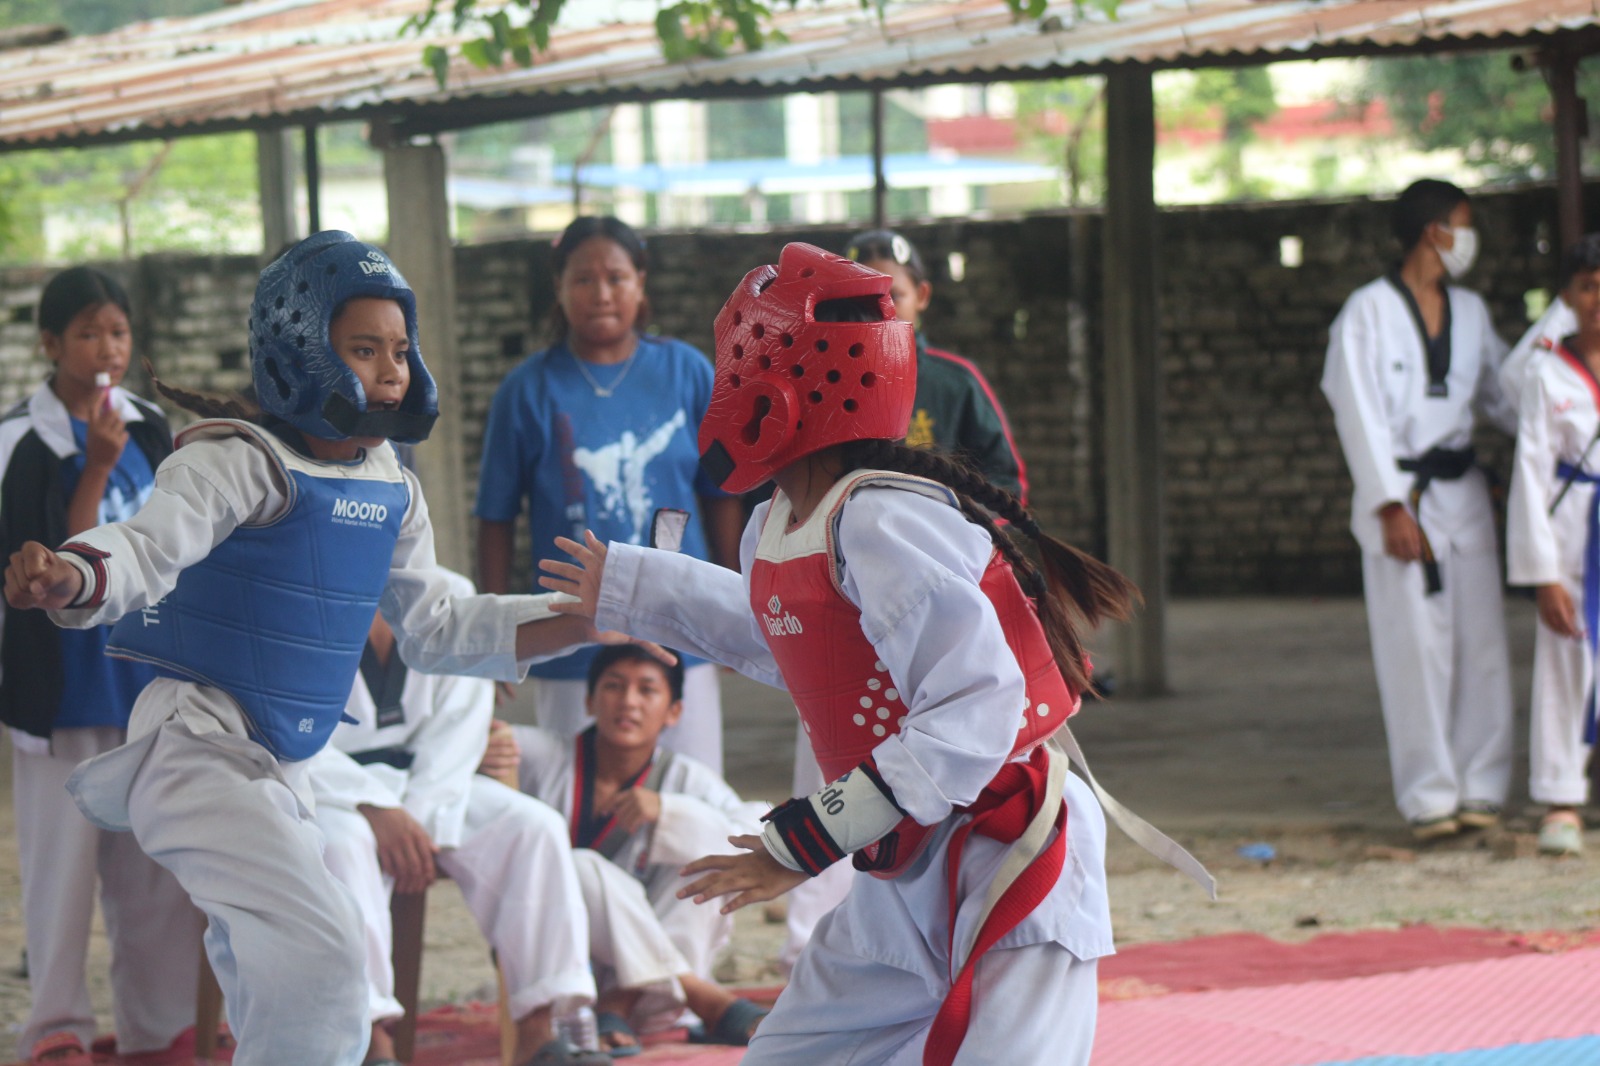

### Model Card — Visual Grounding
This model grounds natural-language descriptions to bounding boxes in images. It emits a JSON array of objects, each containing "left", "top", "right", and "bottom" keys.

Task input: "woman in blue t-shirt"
[
  {"left": 0, "top": 267, "right": 200, "bottom": 1065},
  {"left": 476, "top": 216, "right": 742, "bottom": 773}
]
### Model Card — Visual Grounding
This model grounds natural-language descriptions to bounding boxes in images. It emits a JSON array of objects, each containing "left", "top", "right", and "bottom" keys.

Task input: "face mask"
[{"left": 1436, "top": 225, "right": 1478, "bottom": 278}]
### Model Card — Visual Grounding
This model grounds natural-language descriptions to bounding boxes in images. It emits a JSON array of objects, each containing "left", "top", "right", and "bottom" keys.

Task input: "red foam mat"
[
  {"left": 18, "top": 929, "right": 1600, "bottom": 1065},
  {"left": 1097, "top": 925, "right": 1600, "bottom": 999},
  {"left": 1095, "top": 947, "right": 1600, "bottom": 1066},
  {"left": 8, "top": 1005, "right": 746, "bottom": 1066}
]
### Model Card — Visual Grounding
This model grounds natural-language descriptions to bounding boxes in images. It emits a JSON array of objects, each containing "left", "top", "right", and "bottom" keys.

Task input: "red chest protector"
[{"left": 747, "top": 469, "right": 1080, "bottom": 877}]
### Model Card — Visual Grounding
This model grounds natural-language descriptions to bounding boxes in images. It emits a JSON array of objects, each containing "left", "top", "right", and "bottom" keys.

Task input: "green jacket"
[{"left": 906, "top": 334, "right": 1027, "bottom": 502}]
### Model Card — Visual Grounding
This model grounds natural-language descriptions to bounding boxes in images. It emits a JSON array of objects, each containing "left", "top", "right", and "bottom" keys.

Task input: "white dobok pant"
[
  {"left": 13, "top": 727, "right": 200, "bottom": 1057},
  {"left": 69, "top": 681, "right": 372, "bottom": 1066},
  {"left": 1529, "top": 567, "right": 1595, "bottom": 807},
  {"left": 318, "top": 775, "right": 596, "bottom": 1025},
  {"left": 748, "top": 772, "right": 1110, "bottom": 1066},
  {"left": 1361, "top": 546, "right": 1514, "bottom": 821}
]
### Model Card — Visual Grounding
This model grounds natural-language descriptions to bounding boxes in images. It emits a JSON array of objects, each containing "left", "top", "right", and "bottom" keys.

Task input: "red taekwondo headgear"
[{"left": 699, "top": 242, "right": 917, "bottom": 493}]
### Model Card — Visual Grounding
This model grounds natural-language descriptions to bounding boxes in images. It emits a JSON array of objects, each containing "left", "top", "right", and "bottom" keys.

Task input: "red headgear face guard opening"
[{"left": 699, "top": 243, "right": 916, "bottom": 493}]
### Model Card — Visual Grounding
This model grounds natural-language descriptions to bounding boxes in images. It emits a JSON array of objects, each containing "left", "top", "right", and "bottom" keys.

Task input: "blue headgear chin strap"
[{"left": 248, "top": 230, "right": 439, "bottom": 443}]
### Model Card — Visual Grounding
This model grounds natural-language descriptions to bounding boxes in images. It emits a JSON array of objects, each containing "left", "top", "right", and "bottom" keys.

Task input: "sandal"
[
  {"left": 690, "top": 997, "right": 770, "bottom": 1047},
  {"left": 517, "top": 1038, "right": 611, "bottom": 1066},
  {"left": 29, "top": 1033, "right": 93, "bottom": 1066},
  {"left": 1539, "top": 811, "right": 1584, "bottom": 856},
  {"left": 595, "top": 1011, "right": 642, "bottom": 1058},
  {"left": 1409, "top": 814, "right": 1460, "bottom": 841}
]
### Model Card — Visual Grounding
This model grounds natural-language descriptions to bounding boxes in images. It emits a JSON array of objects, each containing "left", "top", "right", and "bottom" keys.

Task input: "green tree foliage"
[
  {"left": 0, "top": 134, "right": 257, "bottom": 263},
  {"left": 1013, "top": 79, "right": 1106, "bottom": 206},
  {"left": 0, "top": 0, "right": 219, "bottom": 34},
  {"left": 1363, "top": 53, "right": 1600, "bottom": 182},
  {"left": 417, "top": 0, "right": 1119, "bottom": 86},
  {"left": 1182, "top": 68, "right": 1277, "bottom": 200},
  {"left": 0, "top": 1, "right": 246, "bottom": 260}
]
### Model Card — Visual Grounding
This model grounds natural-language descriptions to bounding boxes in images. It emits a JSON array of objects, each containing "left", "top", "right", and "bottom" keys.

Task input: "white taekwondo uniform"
[
  {"left": 513, "top": 724, "right": 766, "bottom": 1032},
  {"left": 592, "top": 486, "right": 1112, "bottom": 1066},
  {"left": 1322, "top": 275, "right": 1517, "bottom": 823},
  {"left": 49, "top": 427, "right": 575, "bottom": 1066},
  {"left": 1501, "top": 295, "right": 1577, "bottom": 415},
  {"left": 1507, "top": 339, "right": 1599, "bottom": 806}
]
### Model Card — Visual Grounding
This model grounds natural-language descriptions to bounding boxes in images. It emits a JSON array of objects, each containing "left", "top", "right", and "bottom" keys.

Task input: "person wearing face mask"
[{"left": 1322, "top": 178, "right": 1518, "bottom": 841}]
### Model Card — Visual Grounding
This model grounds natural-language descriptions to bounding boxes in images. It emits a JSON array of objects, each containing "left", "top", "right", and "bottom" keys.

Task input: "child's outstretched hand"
[
  {"left": 539, "top": 530, "right": 607, "bottom": 620},
  {"left": 679, "top": 835, "right": 810, "bottom": 915},
  {"left": 538, "top": 530, "right": 677, "bottom": 665},
  {"left": 5, "top": 542, "right": 85, "bottom": 611}
]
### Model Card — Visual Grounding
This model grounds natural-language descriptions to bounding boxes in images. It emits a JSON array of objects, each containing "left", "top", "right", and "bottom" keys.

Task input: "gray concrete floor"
[{"left": 714, "top": 594, "right": 1541, "bottom": 833}]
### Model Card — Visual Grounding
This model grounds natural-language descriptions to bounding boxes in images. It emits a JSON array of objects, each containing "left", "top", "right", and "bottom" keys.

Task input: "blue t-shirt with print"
[
  {"left": 55, "top": 417, "right": 159, "bottom": 728},
  {"left": 476, "top": 334, "right": 722, "bottom": 679}
]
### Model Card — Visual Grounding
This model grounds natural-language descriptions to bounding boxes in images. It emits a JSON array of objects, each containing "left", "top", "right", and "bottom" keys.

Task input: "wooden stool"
[
  {"left": 195, "top": 947, "right": 224, "bottom": 1061},
  {"left": 197, "top": 883, "right": 514, "bottom": 1064},
  {"left": 388, "top": 889, "right": 428, "bottom": 1062}
]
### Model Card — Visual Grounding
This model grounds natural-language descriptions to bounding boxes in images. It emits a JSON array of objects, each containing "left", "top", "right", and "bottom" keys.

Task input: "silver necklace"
[{"left": 573, "top": 351, "right": 638, "bottom": 397}]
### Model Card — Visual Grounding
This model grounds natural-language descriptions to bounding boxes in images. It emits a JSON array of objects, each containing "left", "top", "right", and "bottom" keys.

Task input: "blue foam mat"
[{"left": 1323, "top": 1035, "right": 1600, "bottom": 1065}]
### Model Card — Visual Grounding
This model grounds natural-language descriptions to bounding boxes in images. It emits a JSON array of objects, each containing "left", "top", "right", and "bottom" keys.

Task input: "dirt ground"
[{"left": 1, "top": 595, "right": 1594, "bottom": 1051}]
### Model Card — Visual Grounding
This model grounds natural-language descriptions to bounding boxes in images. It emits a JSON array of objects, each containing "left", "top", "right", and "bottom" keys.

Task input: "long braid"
[
  {"left": 143, "top": 358, "right": 264, "bottom": 423},
  {"left": 839, "top": 439, "right": 1139, "bottom": 696}
]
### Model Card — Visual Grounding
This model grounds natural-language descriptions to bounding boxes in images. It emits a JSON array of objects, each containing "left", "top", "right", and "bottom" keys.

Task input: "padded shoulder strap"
[{"left": 821, "top": 468, "right": 962, "bottom": 598}]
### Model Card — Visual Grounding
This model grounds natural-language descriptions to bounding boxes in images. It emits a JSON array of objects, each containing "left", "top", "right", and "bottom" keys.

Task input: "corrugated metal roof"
[{"left": 0, "top": 0, "right": 1594, "bottom": 152}]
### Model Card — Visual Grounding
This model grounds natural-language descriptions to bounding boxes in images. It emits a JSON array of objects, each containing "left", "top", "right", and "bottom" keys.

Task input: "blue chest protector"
[{"left": 108, "top": 420, "right": 410, "bottom": 761}]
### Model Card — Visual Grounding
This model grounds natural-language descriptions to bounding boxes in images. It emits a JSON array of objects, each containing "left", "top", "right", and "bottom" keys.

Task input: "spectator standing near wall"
[
  {"left": 0, "top": 267, "right": 201, "bottom": 1066},
  {"left": 844, "top": 229, "right": 1028, "bottom": 501},
  {"left": 476, "top": 216, "right": 743, "bottom": 776},
  {"left": 1321, "top": 179, "right": 1518, "bottom": 841},
  {"left": 1505, "top": 235, "right": 1600, "bottom": 858}
]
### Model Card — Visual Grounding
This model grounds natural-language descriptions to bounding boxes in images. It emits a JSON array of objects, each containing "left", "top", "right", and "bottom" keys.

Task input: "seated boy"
[
  {"left": 308, "top": 583, "right": 608, "bottom": 1066},
  {"left": 484, "top": 645, "right": 770, "bottom": 1051}
]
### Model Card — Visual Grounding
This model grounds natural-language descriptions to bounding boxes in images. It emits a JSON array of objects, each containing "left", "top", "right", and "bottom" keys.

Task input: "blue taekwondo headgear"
[{"left": 248, "top": 231, "right": 439, "bottom": 443}]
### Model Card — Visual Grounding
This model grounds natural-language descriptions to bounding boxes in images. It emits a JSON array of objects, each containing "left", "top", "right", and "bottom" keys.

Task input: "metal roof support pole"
[
  {"left": 1101, "top": 64, "right": 1167, "bottom": 696},
  {"left": 383, "top": 141, "right": 470, "bottom": 575},
  {"left": 871, "top": 90, "right": 888, "bottom": 227},
  {"left": 256, "top": 128, "right": 299, "bottom": 255},
  {"left": 1546, "top": 44, "right": 1587, "bottom": 254},
  {"left": 304, "top": 124, "right": 322, "bottom": 233}
]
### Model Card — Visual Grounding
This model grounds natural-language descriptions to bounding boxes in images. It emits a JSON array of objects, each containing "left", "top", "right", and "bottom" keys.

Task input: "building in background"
[{"left": 7, "top": 57, "right": 1549, "bottom": 261}]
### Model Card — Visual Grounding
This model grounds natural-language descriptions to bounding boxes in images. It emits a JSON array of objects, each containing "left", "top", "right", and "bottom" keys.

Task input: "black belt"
[
  {"left": 1398, "top": 446, "right": 1476, "bottom": 483},
  {"left": 1396, "top": 447, "right": 1475, "bottom": 595},
  {"left": 351, "top": 746, "right": 414, "bottom": 770}
]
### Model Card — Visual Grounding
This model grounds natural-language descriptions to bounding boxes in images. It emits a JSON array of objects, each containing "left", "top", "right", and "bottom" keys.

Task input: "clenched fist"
[{"left": 4, "top": 542, "right": 85, "bottom": 611}]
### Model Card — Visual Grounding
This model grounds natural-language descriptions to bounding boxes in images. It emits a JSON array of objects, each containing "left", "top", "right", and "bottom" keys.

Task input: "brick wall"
[{"left": 3, "top": 184, "right": 1585, "bottom": 595}]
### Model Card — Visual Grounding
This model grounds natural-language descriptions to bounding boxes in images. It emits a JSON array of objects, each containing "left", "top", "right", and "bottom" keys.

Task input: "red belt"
[{"left": 925, "top": 746, "right": 1067, "bottom": 1066}]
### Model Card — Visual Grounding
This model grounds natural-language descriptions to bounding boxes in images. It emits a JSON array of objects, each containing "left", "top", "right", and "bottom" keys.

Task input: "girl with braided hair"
[{"left": 539, "top": 243, "right": 1205, "bottom": 1065}]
